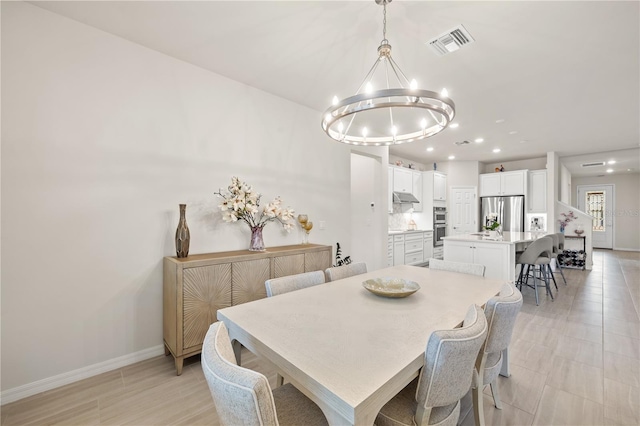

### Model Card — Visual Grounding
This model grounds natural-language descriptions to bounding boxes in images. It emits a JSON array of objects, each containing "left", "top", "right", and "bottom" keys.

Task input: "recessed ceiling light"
[
  {"left": 509, "top": 131, "right": 518, "bottom": 135},
  {"left": 495, "top": 119, "right": 505, "bottom": 124},
  {"left": 606, "top": 169, "right": 614, "bottom": 173},
  {"left": 426, "top": 147, "right": 434, "bottom": 152},
  {"left": 449, "top": 123, "right": 459, "bottom": 129},
  {"left": 474, "top": 138, "right": 484, "bottom": 143},
  {"left": 448, "top": 155, "right": 455, "bottom": 160},
  {"left": 493, "top": 148, "right": 501, "bottom": 153},
  {"left": 608, "top": 160, "right": 616, "bottom": 164},
  {"left": 628, "top": 168, "right": 633, "bottom": 172}
]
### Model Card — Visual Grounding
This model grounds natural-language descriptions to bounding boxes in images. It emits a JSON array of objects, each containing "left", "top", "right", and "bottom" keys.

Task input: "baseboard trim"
[
  {"left": 613, "top": 247, "right": 640, "bottom": 252},
  {"left": 0, "top": 344, "right": 165, "bottom": 405}
]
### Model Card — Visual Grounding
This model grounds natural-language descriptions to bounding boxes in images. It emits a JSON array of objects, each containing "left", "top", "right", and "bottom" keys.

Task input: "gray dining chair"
[
  {"left": 516, "top": 236, "right": 553, "bottom": 305},
  {"left": 427, "top": 258, "right": 486, "bottom": 277},
  {"left": 201, "top": 322, "right": 328, "bottom": 426},
  {"left": 324, "top": 262, "right": 367, "bottom": 282},
  {"left": 472, "top": 283, "right": 523, "bottom": 426},
  {"left": 265, "top": 270, "right": 325, "bottom": 297},
  {"left": 375, "top": 304, "right": 488, "bottom": 426}
]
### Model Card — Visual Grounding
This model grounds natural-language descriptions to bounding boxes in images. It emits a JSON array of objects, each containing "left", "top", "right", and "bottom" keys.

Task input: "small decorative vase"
[
  {"left": 175, "top": 204, "right": 190, "bottom": 258},
  {"left": 249, "top": 225, "right": 265, "bottom": 252},
  {"left": 560, "top": 224, "right": 565, "bottom": 234}
]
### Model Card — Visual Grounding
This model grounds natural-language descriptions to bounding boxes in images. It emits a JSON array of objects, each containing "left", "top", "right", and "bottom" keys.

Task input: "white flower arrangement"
[{"left": 215, "top": 177, "right": 296, "bottom": 231}]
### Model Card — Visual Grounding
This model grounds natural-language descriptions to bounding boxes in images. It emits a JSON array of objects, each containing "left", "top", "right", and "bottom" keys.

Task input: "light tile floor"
[{"left": 2, "top": 250, "right": 638, "bottom": 425}]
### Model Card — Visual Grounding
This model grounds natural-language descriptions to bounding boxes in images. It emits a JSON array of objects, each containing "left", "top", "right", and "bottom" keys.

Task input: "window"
[{"left": 586, "top": 191, "right": 605, "bottom": 232}]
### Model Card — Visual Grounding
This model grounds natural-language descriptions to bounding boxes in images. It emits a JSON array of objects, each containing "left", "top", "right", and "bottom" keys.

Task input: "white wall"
[
  {"left": 560, "top": 163, "right": 572, "bottom": 204},
  {"left": 1, "top": 2, "right": 351, "bottom": 394},
  {"left": 571, "top": 174, "right": 640, "bottom": 251}
]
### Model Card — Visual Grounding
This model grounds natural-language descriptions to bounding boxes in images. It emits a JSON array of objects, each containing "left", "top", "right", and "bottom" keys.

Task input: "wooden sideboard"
[{"left": 163, "top": 243, "right": 332, "bottom": 374}]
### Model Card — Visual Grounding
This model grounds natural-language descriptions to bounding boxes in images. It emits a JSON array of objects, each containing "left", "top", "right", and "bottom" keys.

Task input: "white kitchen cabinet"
[
  {"left": 433, "top": 246, "right": 444, "bottom": 260},
  {"left": 393, "top": 234, "right": 405, "bottom": 266},
  {"left": 443, "top": 240, "right": 510, "bottom": 280},
  {"left": 387, "top": 236, "right": 393, "bottom": 266},
  {"left": 480, "top": 170, "right": 526, "bottom": 197},
  {"left": 423, "top": 231, "right": 433, "bottom": 261},
  {"left": 412, "top": 171, "right": 423, "bottom": 212},
  {"left": 404, "top": 233, "right": 424, "bottom": 265},
  {"left": 393, "top": 167, "right": 412, "bottom": 193},
  {"left": 388, "top": 169, "right": 394, "bottom": 213},
  {"left": 423, "top": 171, "right": 447, "bottom": 201},
  {"left": 528, "top": 170, "right": 547, "bottom": 213}
]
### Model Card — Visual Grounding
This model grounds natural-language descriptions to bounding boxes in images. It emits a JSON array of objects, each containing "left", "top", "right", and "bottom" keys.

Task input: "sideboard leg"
[
  {"left": 175, "top": 357, "right": 184, "bottom": 376},
  {"left": 164, "top": 344, "right": 171, "bottom": 356}
]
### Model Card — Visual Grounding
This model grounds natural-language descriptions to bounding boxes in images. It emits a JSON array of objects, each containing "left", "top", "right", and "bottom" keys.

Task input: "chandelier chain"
[{"left": 382, "top": 1, "right": 387, "bottom": 42}]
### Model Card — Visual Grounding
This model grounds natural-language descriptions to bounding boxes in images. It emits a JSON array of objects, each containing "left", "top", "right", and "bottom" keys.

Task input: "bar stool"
[
  {"left": 516, "top": 236, "right": 554, "bottom": 305},
  {"left": 552, "top": 233, "right": 568, "bottom": 285}
]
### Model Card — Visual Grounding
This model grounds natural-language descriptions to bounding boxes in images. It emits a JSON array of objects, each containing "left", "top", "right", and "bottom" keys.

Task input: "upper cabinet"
[
  {"left": 424, "top": 171, "right": 447, "bottom": 201},
  {"left": 412, "top": 171, "right": 423, "bottom": 212},
  {"left": 479, "top": 170, "right": 526, "bottom": 197},
  {"left": 527, "top": 169, "right": 547, "bottom": 213},
  {"left": 392, "top": 167, "right": 412, "bottom": 193}
]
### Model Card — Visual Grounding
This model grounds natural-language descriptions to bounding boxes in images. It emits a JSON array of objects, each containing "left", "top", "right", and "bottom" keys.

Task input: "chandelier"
[{"left": 321, "top": 0, "right": 455, "bottom": 146}]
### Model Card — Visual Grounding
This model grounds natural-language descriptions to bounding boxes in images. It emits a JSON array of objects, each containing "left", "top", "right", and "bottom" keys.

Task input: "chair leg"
[
  {"left": 490, "top": 380, "right": 503, "bottom": 410},
  {"left": 542, "top": 265, "right": 554, "bottom": 300},
  {"left": 532, "top": 266, "right": 539, "bottom": 306},
  {"left": 276, "top": 373, "right": 284, "bottom": 388},
  {"left": 472, "top": 385, "right": 486, "bottom": 426},
  {"left": 548, "top": 264, "right": 558, "bottom": 290},
  {"left": 557, "top": 262, "right": 567, "bottom": 285}
]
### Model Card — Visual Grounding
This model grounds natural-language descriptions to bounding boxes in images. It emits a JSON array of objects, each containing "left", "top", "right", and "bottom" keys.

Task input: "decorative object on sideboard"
[
  {"left": 320, "top": 0, "right": 455, "bottom": 146},
  {"left": 175, "top": 204, "right": 190, "bottom": 258},
  {"left": 297, "top": 214, "right": 314, "bottom": 244},
  {"left": 333, "top": 242, "right": 352, "bottom": 267},
  {"left": 558, "top": 210, "right": 576, "bottom": 234},
  {"left": 574, "top": 224, "right": 584, "bottom": 235},
  {"left": 215, "top": 177, "right": 295, "bottom": 251}
]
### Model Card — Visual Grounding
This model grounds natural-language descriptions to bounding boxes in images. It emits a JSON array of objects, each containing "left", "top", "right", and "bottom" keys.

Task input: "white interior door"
[
  {"left": 577, "top": 184, "right": 614, "bottom": 249},
  {"left": 450, "top": 187, "right": 477, "bottom": 235},
  {"left": 351, "top": 153, "right": 383, "bottom": 270}
]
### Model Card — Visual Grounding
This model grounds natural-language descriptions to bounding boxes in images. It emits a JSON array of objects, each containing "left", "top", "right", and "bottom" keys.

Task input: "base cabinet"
[
  {"left": 443, "top": 240, "right": 511, "bottom": 280},
  {"left": 164, "top": 244, "right": 332, "bottom": 374}
]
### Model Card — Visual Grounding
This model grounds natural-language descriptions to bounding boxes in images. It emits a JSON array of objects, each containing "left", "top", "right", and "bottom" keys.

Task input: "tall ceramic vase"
[
  {"left": 249, "top": 225, "right": 265, "bottom": 252},
  {"left": 175, "top": 204, "right": 190, "bottom": 258}
]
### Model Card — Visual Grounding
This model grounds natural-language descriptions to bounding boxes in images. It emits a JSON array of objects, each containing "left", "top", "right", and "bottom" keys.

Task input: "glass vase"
[
  {"left": 249, "top": 225, "right": 265, "bottom": 252},
  {"left": 175, "top": 204, "right": 190, "bottom": 258}
]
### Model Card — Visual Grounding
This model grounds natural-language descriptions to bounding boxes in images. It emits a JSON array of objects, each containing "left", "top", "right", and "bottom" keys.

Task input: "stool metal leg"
[{"left": 548, "top": 264, "right": 558, "bottom": 290}]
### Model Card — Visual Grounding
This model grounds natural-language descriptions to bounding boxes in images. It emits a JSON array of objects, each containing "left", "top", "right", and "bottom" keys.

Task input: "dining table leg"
[{"left": 232, "top": 340, "right": 242, "bottom": 365}]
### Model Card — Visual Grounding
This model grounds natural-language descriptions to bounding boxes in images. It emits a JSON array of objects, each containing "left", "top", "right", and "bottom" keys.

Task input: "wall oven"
[
  {"left": 434, "top": 224, "right": 446, "bottom": 246},
  {"left": 434, "top": 207, "right": 447, "bottom": 224},
  {"left": 433, "top": 207, "right": 447, "bottom": 246}
]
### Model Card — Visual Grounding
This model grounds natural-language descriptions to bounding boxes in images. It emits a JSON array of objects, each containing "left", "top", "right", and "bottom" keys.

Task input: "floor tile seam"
[
  {"left": 549, "top": 353, "right": 604, "bottom": 371},
  {"left": 545, "top": 377, "right": 606, "bottom": 406}
]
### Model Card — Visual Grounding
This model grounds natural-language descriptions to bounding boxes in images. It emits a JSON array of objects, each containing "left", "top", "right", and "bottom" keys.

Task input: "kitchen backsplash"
[{"left": 389, "top": 204, "right": 410, "bottom": 230}]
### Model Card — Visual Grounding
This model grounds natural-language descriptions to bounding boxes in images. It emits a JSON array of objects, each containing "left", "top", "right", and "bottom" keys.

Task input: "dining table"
[{"left": 216, "top": 264, "right": 507, "bottom": 426}]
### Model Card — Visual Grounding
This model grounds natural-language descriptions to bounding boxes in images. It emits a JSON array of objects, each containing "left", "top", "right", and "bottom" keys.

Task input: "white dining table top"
[{"left": 217, "top": 265, "right": 506, "bottom": 425}]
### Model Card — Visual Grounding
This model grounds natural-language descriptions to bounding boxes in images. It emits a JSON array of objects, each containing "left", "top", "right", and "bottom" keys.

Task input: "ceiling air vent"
[
  {"left": 427, "top": 24, "right": 475, "bottom": 56},
  {"left": 581, "top": 161, "right": 606, "bottom": 167}
]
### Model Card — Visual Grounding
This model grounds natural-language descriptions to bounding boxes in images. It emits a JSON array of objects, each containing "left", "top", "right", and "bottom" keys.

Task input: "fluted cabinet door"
[
  {"left": 305, "top": 250, "right": 332, "bottom": 273},
  {"left": 273, "top": 254, "right": 305, "bottom": 278},
  {"left": 232, "top": 258, "right": 270, "bottom": 304},
  {"left": 183, "top": 264, "right": 231, "bottom": 350}
]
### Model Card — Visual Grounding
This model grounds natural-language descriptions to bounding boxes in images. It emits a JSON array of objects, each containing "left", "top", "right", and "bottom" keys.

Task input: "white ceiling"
[{"left": 30, "top": 0, "right": 640, "bottom": 176}]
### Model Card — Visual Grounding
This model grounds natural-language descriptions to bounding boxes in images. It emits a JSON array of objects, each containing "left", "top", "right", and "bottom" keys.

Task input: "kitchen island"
[{"left": 443, "top": 232, "right": 549, "bottom": 281}]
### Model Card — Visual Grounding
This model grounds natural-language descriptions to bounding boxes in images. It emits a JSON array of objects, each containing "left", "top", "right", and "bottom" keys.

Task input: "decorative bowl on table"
[{"left": 362, "top": 278, "right": 421, "bottom": 298}]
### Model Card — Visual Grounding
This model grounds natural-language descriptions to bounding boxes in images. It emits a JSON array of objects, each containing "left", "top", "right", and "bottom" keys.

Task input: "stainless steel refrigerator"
[{"left": 480, "top": 195, "right": 525, "bottom": 232}]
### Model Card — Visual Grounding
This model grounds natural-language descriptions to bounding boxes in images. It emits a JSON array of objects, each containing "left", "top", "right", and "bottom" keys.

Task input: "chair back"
[
  {"left": 201, "top": 322, "right": 278, "bottom": 426},
  {"left": 557, "top": 233, "right": 565, "bottom": 251},
  {"left": 428, "top": 258, "right": 486, "bottom": 277},
  {"left": 415, "top": 305, "right": 488, "bottom": 415},
  {"left": 265, "top": 270, "right": 325, "bottom": 297},
  {"left": 324, "top": 262, "right": 367, "bottom": 282},
  {"left": 482, "top": 283, "right": 523, "bottom": 356},
  {"left": 550, "top": 233, "right": 560, "bottom": 254},
  {"left": 517, "top": 236, "right": 552, "bottom": 265}
]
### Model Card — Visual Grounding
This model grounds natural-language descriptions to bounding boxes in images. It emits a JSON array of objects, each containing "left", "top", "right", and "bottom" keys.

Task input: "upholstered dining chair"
[
  {"left": 201, "top": 322, "right": 328, "bottom": 426},
  {"left": 265, "top": 270, "right": 325, "bottom": 297},
  {"left": 472, "top": 283, "right": 523, "bottom": 426},
  {"left": 324, "top": 262, "right": 367, "bottom": 282},
  {"left": 516, "top": 236, "right": 554, "bottom": 305},
  {"left": 375, "top": 304, "right": 488, "bottom": 426},
  {"left": 427, "top": 258, "right": 486, "bottom": 277}
]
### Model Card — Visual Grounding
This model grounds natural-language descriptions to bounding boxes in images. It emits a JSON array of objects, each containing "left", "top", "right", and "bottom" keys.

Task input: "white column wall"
[{"left": 1, "top": 2, "right": 351, "bottom": 392}]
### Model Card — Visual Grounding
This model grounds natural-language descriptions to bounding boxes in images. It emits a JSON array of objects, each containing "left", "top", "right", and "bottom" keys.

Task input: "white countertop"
[
  {"left": 442, "top": 231, "right": 549, "bottom": 244},
  {"left": 388, "top": 229, "right": 432, "bottom": 235}
]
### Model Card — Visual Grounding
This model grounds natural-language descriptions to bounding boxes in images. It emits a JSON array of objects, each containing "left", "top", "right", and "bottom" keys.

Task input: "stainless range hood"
[{"left": 393, "top": 192, "right": 420, "bottom": 204}]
